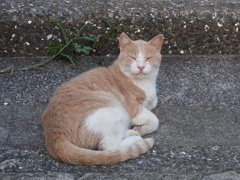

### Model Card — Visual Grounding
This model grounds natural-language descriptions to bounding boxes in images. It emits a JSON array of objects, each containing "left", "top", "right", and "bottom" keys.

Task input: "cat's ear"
[
  {"left": 149, "top": 34, "right": 164, "bottom": 51},
  {"left": 119, "top": 32, "right": 132, "bottom": 51}
]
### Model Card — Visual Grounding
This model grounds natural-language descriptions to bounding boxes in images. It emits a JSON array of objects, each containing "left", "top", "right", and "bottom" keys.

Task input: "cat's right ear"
[
  {"left": 119, "top": 32, "right": 132, "bottom": 51},
  {"left": 149, "top": 34, "right": 164, "bottom": 52}
]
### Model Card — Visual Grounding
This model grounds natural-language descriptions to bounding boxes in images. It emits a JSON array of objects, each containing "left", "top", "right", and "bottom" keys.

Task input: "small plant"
[
  {"left": 0, "top": 69, "right": 15, "bottom": 78},
  {"left": 46, "top": 21, "right": 94, "bottom": 68},
  {"left": 91, "top": 21, "right": 122, "bottom": 50},
  {"left": 104, "top": 21, "right": 122, "bottom": 40},
  {"left": 0, "top": 60, "right": 52, "bottom": 78},
  {"left": 0, "top": 20, "right": 121, "bottom": 78},
  {"left": 0, "top": 22, "right": 95, "bottom": 78}
]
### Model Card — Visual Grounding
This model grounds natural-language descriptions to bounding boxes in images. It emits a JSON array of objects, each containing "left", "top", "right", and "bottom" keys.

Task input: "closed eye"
[
  {"left": 146, "top": 57, "right": 153, "bottom": 61},
  {"left": 129, "top": 56, "right": 136, "bottom": 60}
]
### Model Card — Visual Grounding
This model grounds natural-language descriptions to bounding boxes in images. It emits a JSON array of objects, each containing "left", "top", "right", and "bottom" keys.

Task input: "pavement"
[
  {"left": 1, "top": 0, "right": 240, "bottom": 179},
  {"left": 0, "top": 55, "right": 240, "bottom": 179}
]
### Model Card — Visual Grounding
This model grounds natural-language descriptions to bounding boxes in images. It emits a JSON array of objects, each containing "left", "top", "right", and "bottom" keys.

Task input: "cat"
[{"left": 42, "top": 32, "right": 164, "bottom": 165}]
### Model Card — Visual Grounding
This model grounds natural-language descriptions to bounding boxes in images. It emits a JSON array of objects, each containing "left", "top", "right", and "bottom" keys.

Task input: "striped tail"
[{"left": 52, "top": 138, "right": 154, "bottom": 165}]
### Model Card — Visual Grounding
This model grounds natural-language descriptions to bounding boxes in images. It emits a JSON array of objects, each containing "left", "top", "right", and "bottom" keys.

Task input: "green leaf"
[
  {"left": 105, "top": 21, "right": 112, "bottom": 28},
  {"left": 49, "top": 48, "right": 59, "bottom": 56},
  {"left": 83, "top": 46, "right": 92, "bottom": 50},
  {"left": 60, "top": 53, "right": 76, "bottom": 68},
  {"left": 74, "top": 45, "right": 82, "bottom": 53},
  {"left": 79, "top": 48, "right": 90, "bottom": 55},
  {"left": 75, "top": 24, "right": 87, "bottom": 37},
  {"left": 57, "top": 21, "right": 69, "bottom": 44},
  {"left": 50, "top": 39, "right": 73, "bottom": 60},
  {"left": 80, "top": 36, "right": 95, "bottom": 41},
  {"left": 95, "top": 34, "right": 103, "bottom": 39},
  {"left": 31, "top": 61, "right": 49, "bottom": 68},
  {"left": 0, "top": 73, "right": 14, "bottom": 77},
  {"left": 113, "top": 26, "right": 121, "bottom": 30},
  {"left": 74, "top": 45, "right": 81, "bottom": 49},
  {"left": 6, "top": 65, "right": 21, "bottom": 70},
  {"left": 19, "top": 60, "right": 51, "bottom": 71},
  {"left": 75, "top": 48, "right": 82, "bottom": 53}
]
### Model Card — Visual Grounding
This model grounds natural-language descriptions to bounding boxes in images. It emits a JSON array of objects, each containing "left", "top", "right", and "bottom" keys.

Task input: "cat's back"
[
  {"left": 52, "top": 66, "right": 114, "bottom": 95},
  {"left": 43, "top": 66, "right": 119, "bottom": 125}
]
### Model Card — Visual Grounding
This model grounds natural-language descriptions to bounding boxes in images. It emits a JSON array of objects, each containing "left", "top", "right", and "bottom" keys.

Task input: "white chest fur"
[{"left": 132, "top": 78, "right": 158, "bottom": 110}]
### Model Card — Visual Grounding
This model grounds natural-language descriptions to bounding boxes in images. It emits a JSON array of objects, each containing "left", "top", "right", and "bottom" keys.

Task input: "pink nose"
[{"left": 138, "top": 66, "right": 144, "bottom": 71}]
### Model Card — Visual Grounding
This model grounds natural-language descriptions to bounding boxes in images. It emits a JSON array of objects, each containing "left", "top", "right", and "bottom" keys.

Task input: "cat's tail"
[{"left": 52, "top": 138, "right": 154, "bottom": 165}]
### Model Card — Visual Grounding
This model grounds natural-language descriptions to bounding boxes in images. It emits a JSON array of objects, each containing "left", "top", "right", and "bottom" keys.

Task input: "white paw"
[
  {"left": 124, "top": 129, "right": 141, "bottom": 138},
  {"left": 147, "top": 98, "right": 158, "bottom": 110},
  {"left": 131, "top": 107, "right": 159, "bottom": 136},
  {"left": 133, "top": 125, "right": 149, "bottom": 136}
]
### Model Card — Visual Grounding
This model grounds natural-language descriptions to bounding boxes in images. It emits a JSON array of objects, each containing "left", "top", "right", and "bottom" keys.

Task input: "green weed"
[
  {"left": 0, "top": 20, "right": 121, "bottom": 78},
  {"left": 46, "top": 21, "right": 94, "bottom": 68},
  {"left": 91, "top": 20, "right": 122, "bottom": 50}
]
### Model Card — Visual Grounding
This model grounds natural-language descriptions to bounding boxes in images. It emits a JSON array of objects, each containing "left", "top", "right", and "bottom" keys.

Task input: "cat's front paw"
[
  {"left": 147, "top": 98, "right": 158, "bottom": 110},
  {"left": 131, "top": 107, "right": 159, "bottom": 136},
  {"left": 124, "top": 129, "right": 141, "bottom": 138},
  {"left": 133, "top": 125, "right": 149, "bottom": 136}
]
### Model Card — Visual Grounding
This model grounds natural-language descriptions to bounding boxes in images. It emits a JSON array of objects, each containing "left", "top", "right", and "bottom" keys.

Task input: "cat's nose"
[{"left": 137, "top": 66, "right": 145, "bottom": 72}]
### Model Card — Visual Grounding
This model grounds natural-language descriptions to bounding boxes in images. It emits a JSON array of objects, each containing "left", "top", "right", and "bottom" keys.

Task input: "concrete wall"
[{"left": 1, "top": 0, "right": 239, "bottom": 57}]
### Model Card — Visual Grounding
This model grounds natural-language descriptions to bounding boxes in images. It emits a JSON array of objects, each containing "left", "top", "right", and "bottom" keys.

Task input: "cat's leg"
[
  {"left": 124, "top": 129, "right": 140, "bottom": 138},
  {"left": 100, "top": 130, "right": 142, "bottom": 150},
  {"left": 146, "top": 95, "right": 158, "bottom": 110},
  {"left": 101, "top": 128, "right": 142, "bottom": 150},
  {"left": 120, "top": 135, "right": 143, "bottom": 148},
  {"left": 143, "top": 90, "right": 158, "bottom": 110},
  {"left": 85, "top": 106, "right": 134, "bottom": 150},
  {"left": 131, "top": 107, "right": 159, "bottom": 136}
]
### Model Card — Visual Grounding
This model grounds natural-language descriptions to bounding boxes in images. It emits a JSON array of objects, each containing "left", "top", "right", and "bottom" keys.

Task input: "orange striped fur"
[{"left": 42, "top": 33, "right": 164, "bottom": 165}]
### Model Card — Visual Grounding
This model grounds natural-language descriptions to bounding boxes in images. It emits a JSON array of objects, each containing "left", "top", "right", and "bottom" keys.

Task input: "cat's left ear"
[
  {"left": 149, "top": 34, "right": 164, "bottom": 51},
  {"left": 119, "top": 32, "right": 132, "bottom": 51}
]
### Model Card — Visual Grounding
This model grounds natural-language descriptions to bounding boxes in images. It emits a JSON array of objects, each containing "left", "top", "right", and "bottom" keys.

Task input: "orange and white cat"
[{"left": 42, "top": 33, "right": 164, "bottom": 165}]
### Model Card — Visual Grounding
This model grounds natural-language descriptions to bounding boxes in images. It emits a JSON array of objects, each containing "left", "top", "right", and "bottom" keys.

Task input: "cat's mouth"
[{"left": 137, "top": 72, "right": 145, "bottom": 76}]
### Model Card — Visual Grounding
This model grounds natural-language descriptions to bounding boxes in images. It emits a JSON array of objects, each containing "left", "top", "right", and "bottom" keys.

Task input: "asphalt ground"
[{"left": 0, "top": 55, "right": 240, "bottom": 179}]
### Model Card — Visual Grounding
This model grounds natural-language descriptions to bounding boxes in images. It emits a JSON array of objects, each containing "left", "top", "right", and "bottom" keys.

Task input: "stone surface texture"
[
  {"left": 1, "top": 0, "right": 240, "bottom": 179},
  {"left": 0, "top": 55, "right": 240, "bottom": 179},
  {"left": 0, "top": 0, "right": 240, "bottom": 57}
]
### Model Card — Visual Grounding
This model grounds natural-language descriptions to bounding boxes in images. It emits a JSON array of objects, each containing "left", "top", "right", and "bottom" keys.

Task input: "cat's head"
[{"left": 117, "top": 32, "right": 164, "bottom": 79}]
